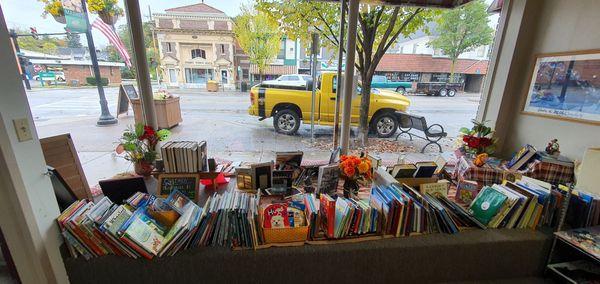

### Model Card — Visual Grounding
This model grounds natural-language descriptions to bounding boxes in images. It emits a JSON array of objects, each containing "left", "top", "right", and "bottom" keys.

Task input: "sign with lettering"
[
  {"left": 116, "top": 84, "right": 138, "bottom": 117},
  {"left": 158, "top": 173, "right": 200, "bottom": 202},
  {"left": 62, "top": 0, "right": 87, "bottom": 33}
]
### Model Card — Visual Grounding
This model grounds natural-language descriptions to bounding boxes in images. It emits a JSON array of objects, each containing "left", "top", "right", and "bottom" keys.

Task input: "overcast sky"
[{"left": 1, "top": 0, "right": 497, "bottom": 49}]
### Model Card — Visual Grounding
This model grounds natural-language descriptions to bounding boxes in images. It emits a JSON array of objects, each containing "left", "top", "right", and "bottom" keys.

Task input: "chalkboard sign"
[
  {"left": 116, "top": 84, "right": 139, "bottom": 117},
  {"left": 158, "top": 173, "right": 200, "bottom": 202}
]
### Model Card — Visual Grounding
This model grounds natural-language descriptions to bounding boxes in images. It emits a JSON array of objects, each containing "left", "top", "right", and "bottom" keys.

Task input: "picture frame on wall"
[{"left": 522, "top": 49, "right": 600, "bottom": 125}]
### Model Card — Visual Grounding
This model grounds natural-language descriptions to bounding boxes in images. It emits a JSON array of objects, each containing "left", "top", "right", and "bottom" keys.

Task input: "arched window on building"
[{"left": 191, "top": 49, "right": 206, "bottom": 59}]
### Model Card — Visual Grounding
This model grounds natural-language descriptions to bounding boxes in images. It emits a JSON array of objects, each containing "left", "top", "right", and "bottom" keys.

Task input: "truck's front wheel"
[
  {"left": 371, "top": 112, "right": 398, "bottom": 138},
  {"left": 395, "top": 86, "right": 406, "bottom": 94},
  {"left": 273, "top": 109, "right": 300, "bottom": 135}
]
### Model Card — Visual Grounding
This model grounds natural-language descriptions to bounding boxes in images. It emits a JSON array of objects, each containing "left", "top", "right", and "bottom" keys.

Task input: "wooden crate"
[
  {"left": 131, "top": 97, "right": 182, "bottom": 129},
  {"left": 40, "top": 134, "right": 91, "bottom": 200}
]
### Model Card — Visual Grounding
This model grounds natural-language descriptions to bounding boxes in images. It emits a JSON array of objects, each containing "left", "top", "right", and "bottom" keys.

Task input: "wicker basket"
[{"left": 262, "top": 225, "right": 309, "bottom": 244}]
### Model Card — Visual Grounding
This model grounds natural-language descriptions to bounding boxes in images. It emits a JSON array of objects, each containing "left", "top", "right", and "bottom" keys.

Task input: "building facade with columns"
[{"left": 153, "top": 3, "right": 236, "bottom": 89}]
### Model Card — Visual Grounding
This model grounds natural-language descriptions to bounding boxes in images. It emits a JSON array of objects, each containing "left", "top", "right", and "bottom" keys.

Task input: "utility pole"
[
  {"left": 332, "top": 0, "right": 346, "bottom": 150},
  {"left": 340, "top": 0, "right": 359, "bottom": 155},
  {"left": 8, "top": 29, "right": 31, "bottom": 90},
  {"left": 310, "top": 33, "right": 319, "bottom": 142},
  {"left": 81, "top": 0, "right": 117, "bottom": 125}
]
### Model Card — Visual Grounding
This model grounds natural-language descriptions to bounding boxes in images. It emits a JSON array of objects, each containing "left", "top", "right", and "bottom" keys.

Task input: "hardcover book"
[
  {"left": 317, "top": 164, "right": 340, "bottom": 196},
  {"left": 468, "top": 186, "right": 508, "bottom": 225}
]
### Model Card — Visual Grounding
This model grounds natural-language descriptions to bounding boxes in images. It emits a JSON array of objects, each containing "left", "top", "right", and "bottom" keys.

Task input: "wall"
[
  {"left": 0, "top": 7, "right": 68, "bottom": 283},
  {"left": 480, "top": 0, "right": 600, "bottom": 161},
  {"left": 62, "top": 65, "right": 121, "bottom": 85}
]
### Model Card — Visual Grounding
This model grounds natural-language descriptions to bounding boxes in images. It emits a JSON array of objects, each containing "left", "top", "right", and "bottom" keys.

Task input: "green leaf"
[
  {"left": 459, "top": 127, "right": 470, "bottom": 134},
  {"left": 135, "top": 123, "right": 144, "bottom": 137},
  {"left": 156, "top": 129, "right": 171, "bottom": 141}
]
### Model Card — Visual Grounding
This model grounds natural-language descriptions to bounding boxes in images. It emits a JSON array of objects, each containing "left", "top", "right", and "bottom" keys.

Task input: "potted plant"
[
  {"left": 116, "top": 124, "right": 170, "bottom": 176},
  {"left": 39, "top": 0, "right": 66, "bottom": 24},
  {"left": 458, "top": 119, "right": 497, "bottom": 157},
  {"left": 131, "top": 90, "right": 183, "bottom": 129},
  {"left": 87, "top": 0, "right": 124, "bottom": 25},
  {"left": 339, "top": 154, "right": 372, "bottom": 198}
]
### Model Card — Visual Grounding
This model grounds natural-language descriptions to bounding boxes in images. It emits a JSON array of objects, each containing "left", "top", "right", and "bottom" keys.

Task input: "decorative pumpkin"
[{"left": 473, "top": 153, "right": 488, "bottom": 167}]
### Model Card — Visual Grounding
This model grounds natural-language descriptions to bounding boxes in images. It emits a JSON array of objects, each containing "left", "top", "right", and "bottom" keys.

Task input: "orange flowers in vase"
[{"left": 339, "top": 154, "right": 372, "bottom": 198}]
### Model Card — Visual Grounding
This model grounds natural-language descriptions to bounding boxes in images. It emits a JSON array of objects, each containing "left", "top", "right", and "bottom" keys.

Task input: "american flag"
[{"left": 91, "top": 18, "right": 132, "bottom": 68}]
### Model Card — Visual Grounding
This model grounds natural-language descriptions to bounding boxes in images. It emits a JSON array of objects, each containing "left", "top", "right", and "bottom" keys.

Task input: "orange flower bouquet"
[{"left": 339, "top": 154, "right": 372, "bottom": 198}]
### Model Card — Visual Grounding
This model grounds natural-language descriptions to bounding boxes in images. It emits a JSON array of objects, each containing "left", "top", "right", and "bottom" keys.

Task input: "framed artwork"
[
  {"left": 157, "top": 173, "right": 200, "bottom": 202},
  {"left": 522, "top": 50, "right": 600, "bottom": 125}
]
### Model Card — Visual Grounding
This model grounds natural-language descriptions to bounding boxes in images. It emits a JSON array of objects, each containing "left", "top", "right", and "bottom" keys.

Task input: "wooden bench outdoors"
[{"left": 395, "top": 111, "right": 447, "bottom": 153}]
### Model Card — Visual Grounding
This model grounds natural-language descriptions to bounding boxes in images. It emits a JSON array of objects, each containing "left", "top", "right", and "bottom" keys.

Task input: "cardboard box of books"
[{"left": 259, "top": 195, "right": 309, "bottom": 244}]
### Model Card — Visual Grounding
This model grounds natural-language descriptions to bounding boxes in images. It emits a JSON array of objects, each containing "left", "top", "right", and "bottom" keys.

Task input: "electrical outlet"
[{"left": 13, "top": 118, "right": 32, "bottom": 142}]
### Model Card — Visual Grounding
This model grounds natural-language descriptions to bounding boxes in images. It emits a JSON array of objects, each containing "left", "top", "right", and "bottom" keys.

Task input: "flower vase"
[
  {"left": 343, "top": 179, "right": 359, "bottom": 198},
  {"left": 134, "top": 161, "right": 154, "bottom": 177},
  {"left": 53, "top": 14, "right": 66, "bottom": 24}
]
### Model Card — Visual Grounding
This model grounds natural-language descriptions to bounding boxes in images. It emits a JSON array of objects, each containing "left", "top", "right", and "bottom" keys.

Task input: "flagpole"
[{"left": 81, "top": 0, "right": 117, "bottom": 126}]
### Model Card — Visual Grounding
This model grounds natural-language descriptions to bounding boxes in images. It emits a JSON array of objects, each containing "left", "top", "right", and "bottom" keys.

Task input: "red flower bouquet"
[{"left": 459, "top": 120, "right": 497, "bottom": 155}]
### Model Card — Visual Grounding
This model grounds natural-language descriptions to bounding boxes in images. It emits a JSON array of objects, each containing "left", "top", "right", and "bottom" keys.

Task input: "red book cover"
[
  {"left": 319, "top": 195, "right": 335, "bottom": 238},
  {"left": 353, "top": 207, "right": 363, "bottom": 234},
  {"left": 67, "top": 219, "right": 105, "bottom": 256},
  {"left": 262, "top": 203, "right": 289, "bottom": 229},
  {"left": 93, "top": 228, "right": 125, "bottom": 256},
  {"left": 120, "top": 236, "right": 154, "bottom": 260}
]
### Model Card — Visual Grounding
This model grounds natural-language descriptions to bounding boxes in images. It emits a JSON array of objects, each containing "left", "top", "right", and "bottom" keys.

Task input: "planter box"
[{"left": 131, "top": 97, "right": 182, "bottom": 129}]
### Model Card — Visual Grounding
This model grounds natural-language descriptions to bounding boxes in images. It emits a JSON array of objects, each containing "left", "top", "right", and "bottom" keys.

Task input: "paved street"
[{"left": 26, "top": 85, "right": 480, "bottom": 184}]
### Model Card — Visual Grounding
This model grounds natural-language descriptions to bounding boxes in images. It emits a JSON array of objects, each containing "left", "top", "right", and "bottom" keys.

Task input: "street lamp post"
[{"left": 81, "top": 0, "right": 117, "bottom": 126}]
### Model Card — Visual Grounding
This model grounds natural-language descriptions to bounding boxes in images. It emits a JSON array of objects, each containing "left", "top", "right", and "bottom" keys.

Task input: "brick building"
[
  {"left": 31, "top": 59, "right": 123, "bottom": 85},
  {"left": 22, "top": 49, "right": 124, "bottom": 85}
]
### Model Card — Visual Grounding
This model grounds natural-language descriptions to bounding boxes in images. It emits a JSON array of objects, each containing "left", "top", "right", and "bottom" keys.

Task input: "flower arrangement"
[
  {"left": 87, "top": 0, "right": 123, "bottom": 25},
  {"left": 153, "top": 90, "right": 174, "bottom": 100},
  {"left": 39, "top": 0, "right": 65, "bottom": 22},
  {"left": 458, "top": 119, "right": 497, "bottom": 155},
  {"left": 339, "top": 154, "right": 372, "bottom": 197},
  {"left": 116, "top": 124, "right": 170, "bottom": 176}
]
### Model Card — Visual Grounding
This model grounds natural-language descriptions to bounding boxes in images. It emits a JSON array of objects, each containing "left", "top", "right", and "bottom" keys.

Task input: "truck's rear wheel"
[
  {"left": 273, "top": 109, "right": 300, "bottom": 135},
  {"left": 447, "top": 88, "right": 457, "bottom": 97},
  {"left": 395, "top": 86, "right": 406, "bottom": 94},
  {"left": 439, "top": 88, "right": 448, "bottom": 97},
  {"left": 371, "top": 112, "right": 398, "bottom": 138}
]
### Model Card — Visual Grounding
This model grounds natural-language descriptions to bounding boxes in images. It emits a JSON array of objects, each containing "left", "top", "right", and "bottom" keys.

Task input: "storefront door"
[
  {"left": 168, "top": 69, "right": 177, "bottom": 86},
  {"left": 221, "top": 70, "right": 228, "bottom": 84}
]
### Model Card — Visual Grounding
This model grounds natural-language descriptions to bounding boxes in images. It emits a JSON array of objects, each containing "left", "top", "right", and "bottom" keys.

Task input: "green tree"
[
  {"left": 234, "top": 5, "right": 282, "bottom": 81},
  {"left": 66, "top": 33, "right": 82, "bottom": 48},
  {"left": 257, "top": 1, "right": 435, "bottom": 144},
  {"left": 428, "top": 0, "right": 493, "bottom": 82},
  {"left": 15, "top": 29, "right": 66, "bottom": 54},
  {"left": 107, "top": 22, "right": 157, "bottom": 79}
]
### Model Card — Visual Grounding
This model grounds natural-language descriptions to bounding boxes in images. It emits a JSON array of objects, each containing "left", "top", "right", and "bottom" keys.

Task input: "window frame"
[{"left": 191, "top": 48, "right": 206, "bottom": 59}]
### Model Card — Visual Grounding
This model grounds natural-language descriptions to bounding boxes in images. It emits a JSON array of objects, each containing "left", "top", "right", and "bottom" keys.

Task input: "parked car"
[
  {"left": 262, "top": 74, "right": 312, "bottom": 88},
  {"left": 370, "top": 75, "right": 412, "bottom": 94},
  {"left": 248, "top": 71, "right": 411, "bottom": 138}
]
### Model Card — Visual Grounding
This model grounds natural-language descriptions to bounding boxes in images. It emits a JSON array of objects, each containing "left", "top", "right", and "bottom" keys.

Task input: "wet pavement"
[{"left": 26, "top": 86, "right": 480, "bottom": 185}]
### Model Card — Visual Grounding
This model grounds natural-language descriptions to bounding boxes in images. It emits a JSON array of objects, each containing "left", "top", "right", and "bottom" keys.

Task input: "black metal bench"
[{"left": 395, "top": 111, "right": 447, "bottom": 153}]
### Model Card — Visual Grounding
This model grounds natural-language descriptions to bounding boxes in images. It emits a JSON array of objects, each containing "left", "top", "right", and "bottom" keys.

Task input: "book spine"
[{"left": 120, "top": 236, "right": 154, "bottom": 260}]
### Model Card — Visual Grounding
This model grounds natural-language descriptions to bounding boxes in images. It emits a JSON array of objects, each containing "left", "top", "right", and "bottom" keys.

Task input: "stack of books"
[
  {"left": 57, "top": 189, "right": 260, "bottom": 260},
  {"left": 161, "top": 141, "right": 207, "bottom": 173},
  {"left": 319, "top": 194, "right": 380, "bottom": 239},
  {"left": 187, "top": 190, "right": 260, "bottom": 248},
  {"left": 559, "top": 185, "right": 600, "bottom": 229},
  {"left": 467, "top": 177, "right": 564, "bottom": 229}
]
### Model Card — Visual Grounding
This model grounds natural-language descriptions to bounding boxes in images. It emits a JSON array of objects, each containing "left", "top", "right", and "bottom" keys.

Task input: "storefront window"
[{"left": 185, "top": 68, "right": 213, "bottom": 83}]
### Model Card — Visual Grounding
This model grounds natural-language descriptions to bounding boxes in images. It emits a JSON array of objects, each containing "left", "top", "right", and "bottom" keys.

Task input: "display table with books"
[{"left": 57, "top": 143, "right": 583, "bottom": 283}]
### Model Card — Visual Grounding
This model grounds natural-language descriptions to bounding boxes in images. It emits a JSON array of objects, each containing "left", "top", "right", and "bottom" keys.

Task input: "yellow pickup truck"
[{"left": 248, "top": 71, "right": 410, "bottom": 137}]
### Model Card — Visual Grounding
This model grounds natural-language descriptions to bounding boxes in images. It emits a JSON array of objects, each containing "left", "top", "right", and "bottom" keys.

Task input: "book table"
[{"left": 63, "top": 177, "right": 554, "bottom": 283}]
